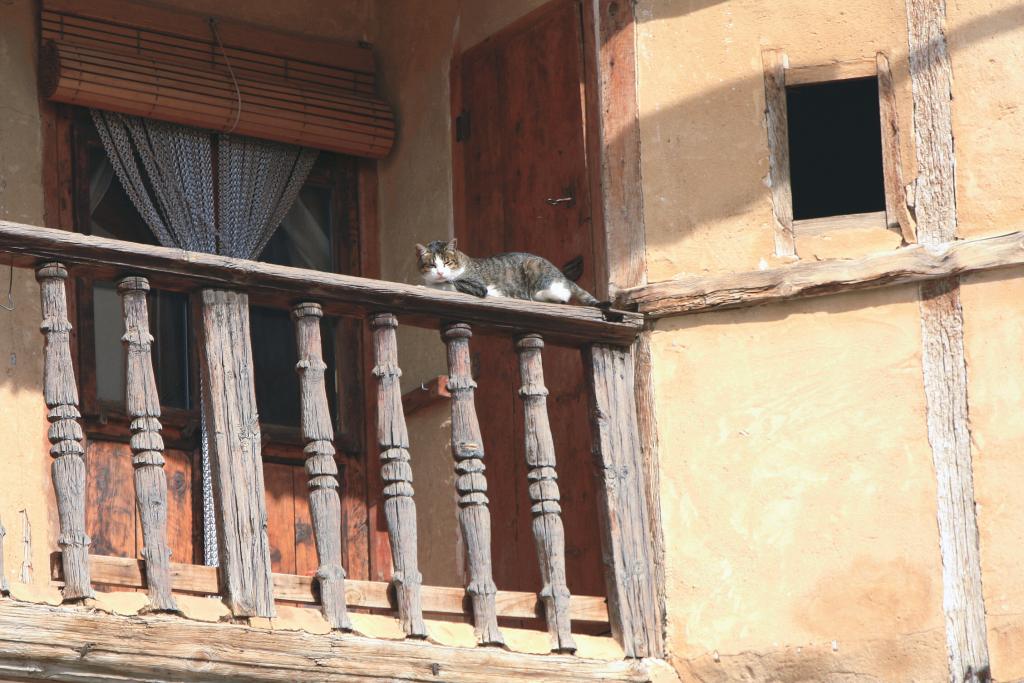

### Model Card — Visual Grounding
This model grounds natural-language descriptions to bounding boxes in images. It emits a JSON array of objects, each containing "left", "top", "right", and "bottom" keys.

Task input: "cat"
[{"left": 415, "top": 239, "right": 603, "bottom": 306}]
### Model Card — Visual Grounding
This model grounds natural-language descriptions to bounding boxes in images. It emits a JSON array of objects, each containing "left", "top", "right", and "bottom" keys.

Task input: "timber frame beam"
[
  {"left": 618, "top": 229, "right": 1024, "bottom": 318},
  {"left": 0, "top": 600, "right": 649, "bottom": 683}
]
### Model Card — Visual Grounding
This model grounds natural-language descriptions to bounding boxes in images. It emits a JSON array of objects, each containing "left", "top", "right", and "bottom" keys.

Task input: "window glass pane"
[
  {"left": 253, "top": 184, "right": 337, "bottom": 428},
  {"left": 94, "top": 282, "right": 126, "bottom": 404}
]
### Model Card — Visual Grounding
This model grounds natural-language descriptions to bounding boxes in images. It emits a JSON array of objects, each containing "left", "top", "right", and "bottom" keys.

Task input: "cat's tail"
[{"left": 568, "top": 281, "right": 602, "bottom": 307}]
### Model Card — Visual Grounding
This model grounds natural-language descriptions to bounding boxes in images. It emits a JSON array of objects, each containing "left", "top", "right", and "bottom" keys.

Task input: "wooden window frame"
[{"left": 762, "top": 50, "right": 917, "bottom": 255}]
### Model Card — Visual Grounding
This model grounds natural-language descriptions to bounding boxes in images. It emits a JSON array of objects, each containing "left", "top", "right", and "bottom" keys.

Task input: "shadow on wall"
[{"left": 607, "top": 2, "right": 1024, "bottom": 263}]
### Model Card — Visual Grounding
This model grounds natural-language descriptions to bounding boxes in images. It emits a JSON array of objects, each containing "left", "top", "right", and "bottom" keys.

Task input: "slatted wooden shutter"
[{"left": 40, "top": 0, "right": 394, "bottom": 159}]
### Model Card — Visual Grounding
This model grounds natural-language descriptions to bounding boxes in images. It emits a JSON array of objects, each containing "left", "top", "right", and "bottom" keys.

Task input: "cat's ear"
[
  {"left": 415, "top": 243, "right": 428, "bottom": 257},
  {"left": 447, "top": 238, "right": 458, "bottom": 252}
]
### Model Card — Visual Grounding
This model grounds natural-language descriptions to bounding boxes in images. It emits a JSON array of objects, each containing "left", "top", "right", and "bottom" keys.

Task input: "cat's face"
[{"left": 416, "top": 240, "right": 465, "bottom": 284}]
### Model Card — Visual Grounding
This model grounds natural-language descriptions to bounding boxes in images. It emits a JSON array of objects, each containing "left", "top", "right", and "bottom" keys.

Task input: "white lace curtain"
[{"left": 91, "top": 110, "right": 319, "bottom": 565}]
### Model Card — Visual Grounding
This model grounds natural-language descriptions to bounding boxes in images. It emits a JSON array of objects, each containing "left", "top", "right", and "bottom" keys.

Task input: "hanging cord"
[
  {"left": 0, "top": 260, "right": 15, "bottom": 311},
  {"left": 209, "top": 18, "right": 243, "bottom": 134}
]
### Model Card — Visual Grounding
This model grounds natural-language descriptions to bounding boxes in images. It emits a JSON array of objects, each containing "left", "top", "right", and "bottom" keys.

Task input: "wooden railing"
[{"left": 0, "top": 220, "right": 660, "bottom": 657}]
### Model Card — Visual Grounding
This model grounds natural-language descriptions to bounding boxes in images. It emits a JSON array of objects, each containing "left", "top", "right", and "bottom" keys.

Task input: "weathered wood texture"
[
  {"left": 370, "top": 313, "right": 427, "bottom": 637},
  {"left": 592, "top": 0, "right": 647, "bottom": 294},
  {"left": 515, "top": 334, "right": 576, "bottom": 653},
  {"left": 401, "top": 375, "right": 449, "bottom": 416},
  {"left": 792, "top": 210, "right": 887, "bottom": 238},
  {"left": 0, "top": 601, "right": 646, "bottom": 683},
  {"left": 584, "top": 345, "right": 663, "bottom": 659},
  {"left": 0, "top": 221, "right": 641, "bottom": 346},
  {"left": 51, "top": 553, "right": 610, "bottom": 623},
  {"left": 783, "top": 58, "right": 877, "bottom": 86},
  {"left": 906, "top": 1, "right": 989, "bottom": 680},
  {"left": 37, "top": 262, "right": 92, "bottom": 601},
  {"left": 762, "top": 49, "right": 796, "bottom": 258},
  {"left": 442, "top": 323, "right": 503, "bottom": 645},
  {"left": 292, "top": 302, "right": 350, "bottom": 630},
  {"left": 876, "top": 52, "right": 917, "bottom": 243},
  {"left": 619, "top": 230, "right": 1024, "bottom": 317},
  {"left": 117, "top": 276, "right": 177, "bottom": 612},
  {"left": 200, "top": 289, "right": 275, "bottom": 618},
  {"left": 0, "top": 518, "right": 8, "bottom": 594}
]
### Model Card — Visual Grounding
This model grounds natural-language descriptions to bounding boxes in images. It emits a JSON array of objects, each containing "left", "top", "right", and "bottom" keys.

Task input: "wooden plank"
[
  {"left": 84, "top": 441, "right": 135, "bottom": 561},
  {"left": 163, "top": 449, "right": 193, "bottom": 566},
  {"left": 0, "top": 601, "right": 645, "bottom": 683},
  {"left": 592, "top": 0, "right": 647, "bottom": 294},
  {"left": 50, "top": 553, "right": 610, "bottom": 623},
  {"left": 784, "top": 58, "right": 877, "bottom": 86},
  {"left": 292, "top": 469, "right": 318, "bottom": 578},
  {"left": 37, "top": 262, "right": 92, "bottom": 601},
  {"left": 876, "top": 52, "right": 917, "bottom": 243},
  {"left": 515, "top": 334, "right": 576, "bottom": 653},
  {"left": 762, "top": 49, "right": 796, "bottom": 258},
  {"left": 906, "top": 1, "right": 989, "bottom": 681},
  {"left": 583, "top": 345, "right": 663, "bottom": 659},
  {"left": 618, "top": 230, "right": 1024, "bottom": 317},
  {"left": 264, "top": 463, "right": 298, "bottom": 575},
  {"left": 293, "top": 302, "right": 351, "bottom": 630},
  {"left": 0, "top": 517, "right": 8, "bottom": 594},
  {"left": 442, "top": 323, "right": 504, "bottom": 646},
  {"left": 117, "top": 276, "right": 177, "bottom": 611},
  {"left": 370, "top": 313, "right": 427, "bottom": 637},
  {"left": 199, "top": 289, "right": 275, "bottom": 618},
  {"left": 792, "top": 210, "right": 887, "bottom": 238},
  {"left": 0, "top": 221, "right": 642, "bottom": 347}
]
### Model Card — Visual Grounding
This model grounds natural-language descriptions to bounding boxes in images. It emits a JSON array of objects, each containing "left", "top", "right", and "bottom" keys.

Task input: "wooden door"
[{"left": 453, "top": 0, "right": 604, "bottom": 597}]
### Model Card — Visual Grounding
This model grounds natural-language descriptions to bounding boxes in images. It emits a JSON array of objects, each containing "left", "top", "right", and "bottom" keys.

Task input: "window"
[
  {"left": 785, "top": 77, "right": 885, "bottom": 220},
  {"left": 71, "top": 108, "right": 358, "bottom": 440}
]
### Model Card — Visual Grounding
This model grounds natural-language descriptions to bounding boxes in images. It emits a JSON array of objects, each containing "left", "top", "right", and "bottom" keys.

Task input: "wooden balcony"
[{"left": 0, "top": 220, "right": 662, "bottom": 678}]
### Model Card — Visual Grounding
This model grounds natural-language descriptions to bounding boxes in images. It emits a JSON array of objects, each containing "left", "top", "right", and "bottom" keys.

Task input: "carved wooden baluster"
[
  {"left": 118, "top": 277, "right": 177, "bottom": 612},
  {"left": 370, "top": 313, "right": 426, "bottom": 637},
  {"left": 0, "top": 517, "right": 8, "bottom": 594},
  {"left": 37, "top": 262, "right": 92, "bottom": 600},
  {"left": 515, "top": 334, "right": 576, "bottom": 652},
  {"left": 292, "top": 303, "right": 350, "bottom": 630},
  {"left": 441, "top": 322, "right": 503, "bottom": 645}
]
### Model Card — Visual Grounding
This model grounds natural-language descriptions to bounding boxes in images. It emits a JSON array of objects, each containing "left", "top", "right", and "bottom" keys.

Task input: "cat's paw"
[{"left": 454, "top": 279, "right": 488, "bottom": 298}]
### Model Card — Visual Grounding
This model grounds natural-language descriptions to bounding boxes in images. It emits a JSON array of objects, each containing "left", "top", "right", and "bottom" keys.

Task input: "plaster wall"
[
  {"left": 635, "top": 0, "right": 916, "bottom": 281},
  {"left": 0, "top": 0, "right": 58, "bottom": 592}
]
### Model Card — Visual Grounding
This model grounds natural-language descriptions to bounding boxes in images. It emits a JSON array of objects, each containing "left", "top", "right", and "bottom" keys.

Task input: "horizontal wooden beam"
[
  {"left": 785, "top": 58, "right": 878, "bottom": 86},
  {"left": 0, "top": 221, "right": 641, "bottom": 346},
  {"left": 401, "top": 375, "right": 450, "bottom": 416},
  {"left": 50, "top": 553, "right": 609, "bottom": 624},
  {"left": 618, "top": 230, "right": 1024, "bottom": 318},
  {"left": 0, "top": 601, "right": 647, "bottom": 683}
]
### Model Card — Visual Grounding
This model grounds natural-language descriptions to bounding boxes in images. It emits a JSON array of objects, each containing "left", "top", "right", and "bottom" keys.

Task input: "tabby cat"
[{"left": 415, "top": 239, "right": 601, "bottom": 306}]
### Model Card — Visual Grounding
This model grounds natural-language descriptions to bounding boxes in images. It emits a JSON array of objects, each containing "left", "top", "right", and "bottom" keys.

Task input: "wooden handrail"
[{"left": 0, "top": 220, "right": 641, "bottom": 346}]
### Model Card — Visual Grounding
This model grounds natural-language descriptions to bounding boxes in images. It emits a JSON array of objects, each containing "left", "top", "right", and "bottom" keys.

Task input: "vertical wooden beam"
[
  {"left": 905, "top": 1, "right": 990, "bottom": 681},
  {"left": 118, "top": 277, "right": 177, "bottom": 612},
  {"left": 199, "top": 289, "right": 274, "bottom": 618},
  {"left": 441, "top": 322, "right": 503, "bottom": 646},
  {"left": 370, "top": 313, "right": 427, "bottom": 638},
  {"left": 583, "top": 343, "right": 662, "bottom": 659},
  {"left": 588, "top": 0, "right": 647, "bottom": 297},
  {"left": 515, "top": 334, "right": 576, "bottom": 653},
  {"left": 37, "top": 262, "right": 92, "bottom": 601},
  {"left": 762, "top": 49, "right": 796, "bottom": 258},
  {"left": 0, "top": 517, "right": 8, "bottom": 595},
  {"left": 292, "top": 302, "right": 351, "bottom": 630},
  {"left": 876, "top": 52, "right": 917, "bottom": 244}
]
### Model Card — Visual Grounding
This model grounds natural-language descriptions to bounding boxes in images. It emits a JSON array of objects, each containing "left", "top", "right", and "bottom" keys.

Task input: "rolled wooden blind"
[{"left": 40, "top": 2, "right": 394, "bottom": 159}]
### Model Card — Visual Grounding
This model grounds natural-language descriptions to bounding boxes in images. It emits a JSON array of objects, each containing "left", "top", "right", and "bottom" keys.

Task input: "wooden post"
[
  {"left": 762, "top": 49, "right": 796, "bottom": 258},
  {"left": 441, "top": 322, "right": 503, "bottom": 646},
  {"left": 583, "top": 343, "right": 663, "bottom": 658},
  {"left": 199, "top": 289, "right": 274, "bottom": 618},
  {"left": 514, "top": 334, "right": 576, "bottom": 652},
  {"left": 118, "top": 277, "right": 177, "bottom": 612},
  {"left": 906, "top": 1, "right": 989, "bottom": 680},
  {"left": 370, "top": 313, "right": 426, "bottom": 637},
  {"left": 37, "top": 262, "right": 92, "bottom": 601},
  {"left": 292, "top": 303, "right": 350, "bottom": 630},
  {"left": 0, "top": 517, "right": 8, "bottom": 594}
]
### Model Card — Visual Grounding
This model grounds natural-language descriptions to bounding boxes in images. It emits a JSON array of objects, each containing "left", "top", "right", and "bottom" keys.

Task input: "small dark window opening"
[{"left": 786, "top": 77, "right": 886, "bottom": 220}]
